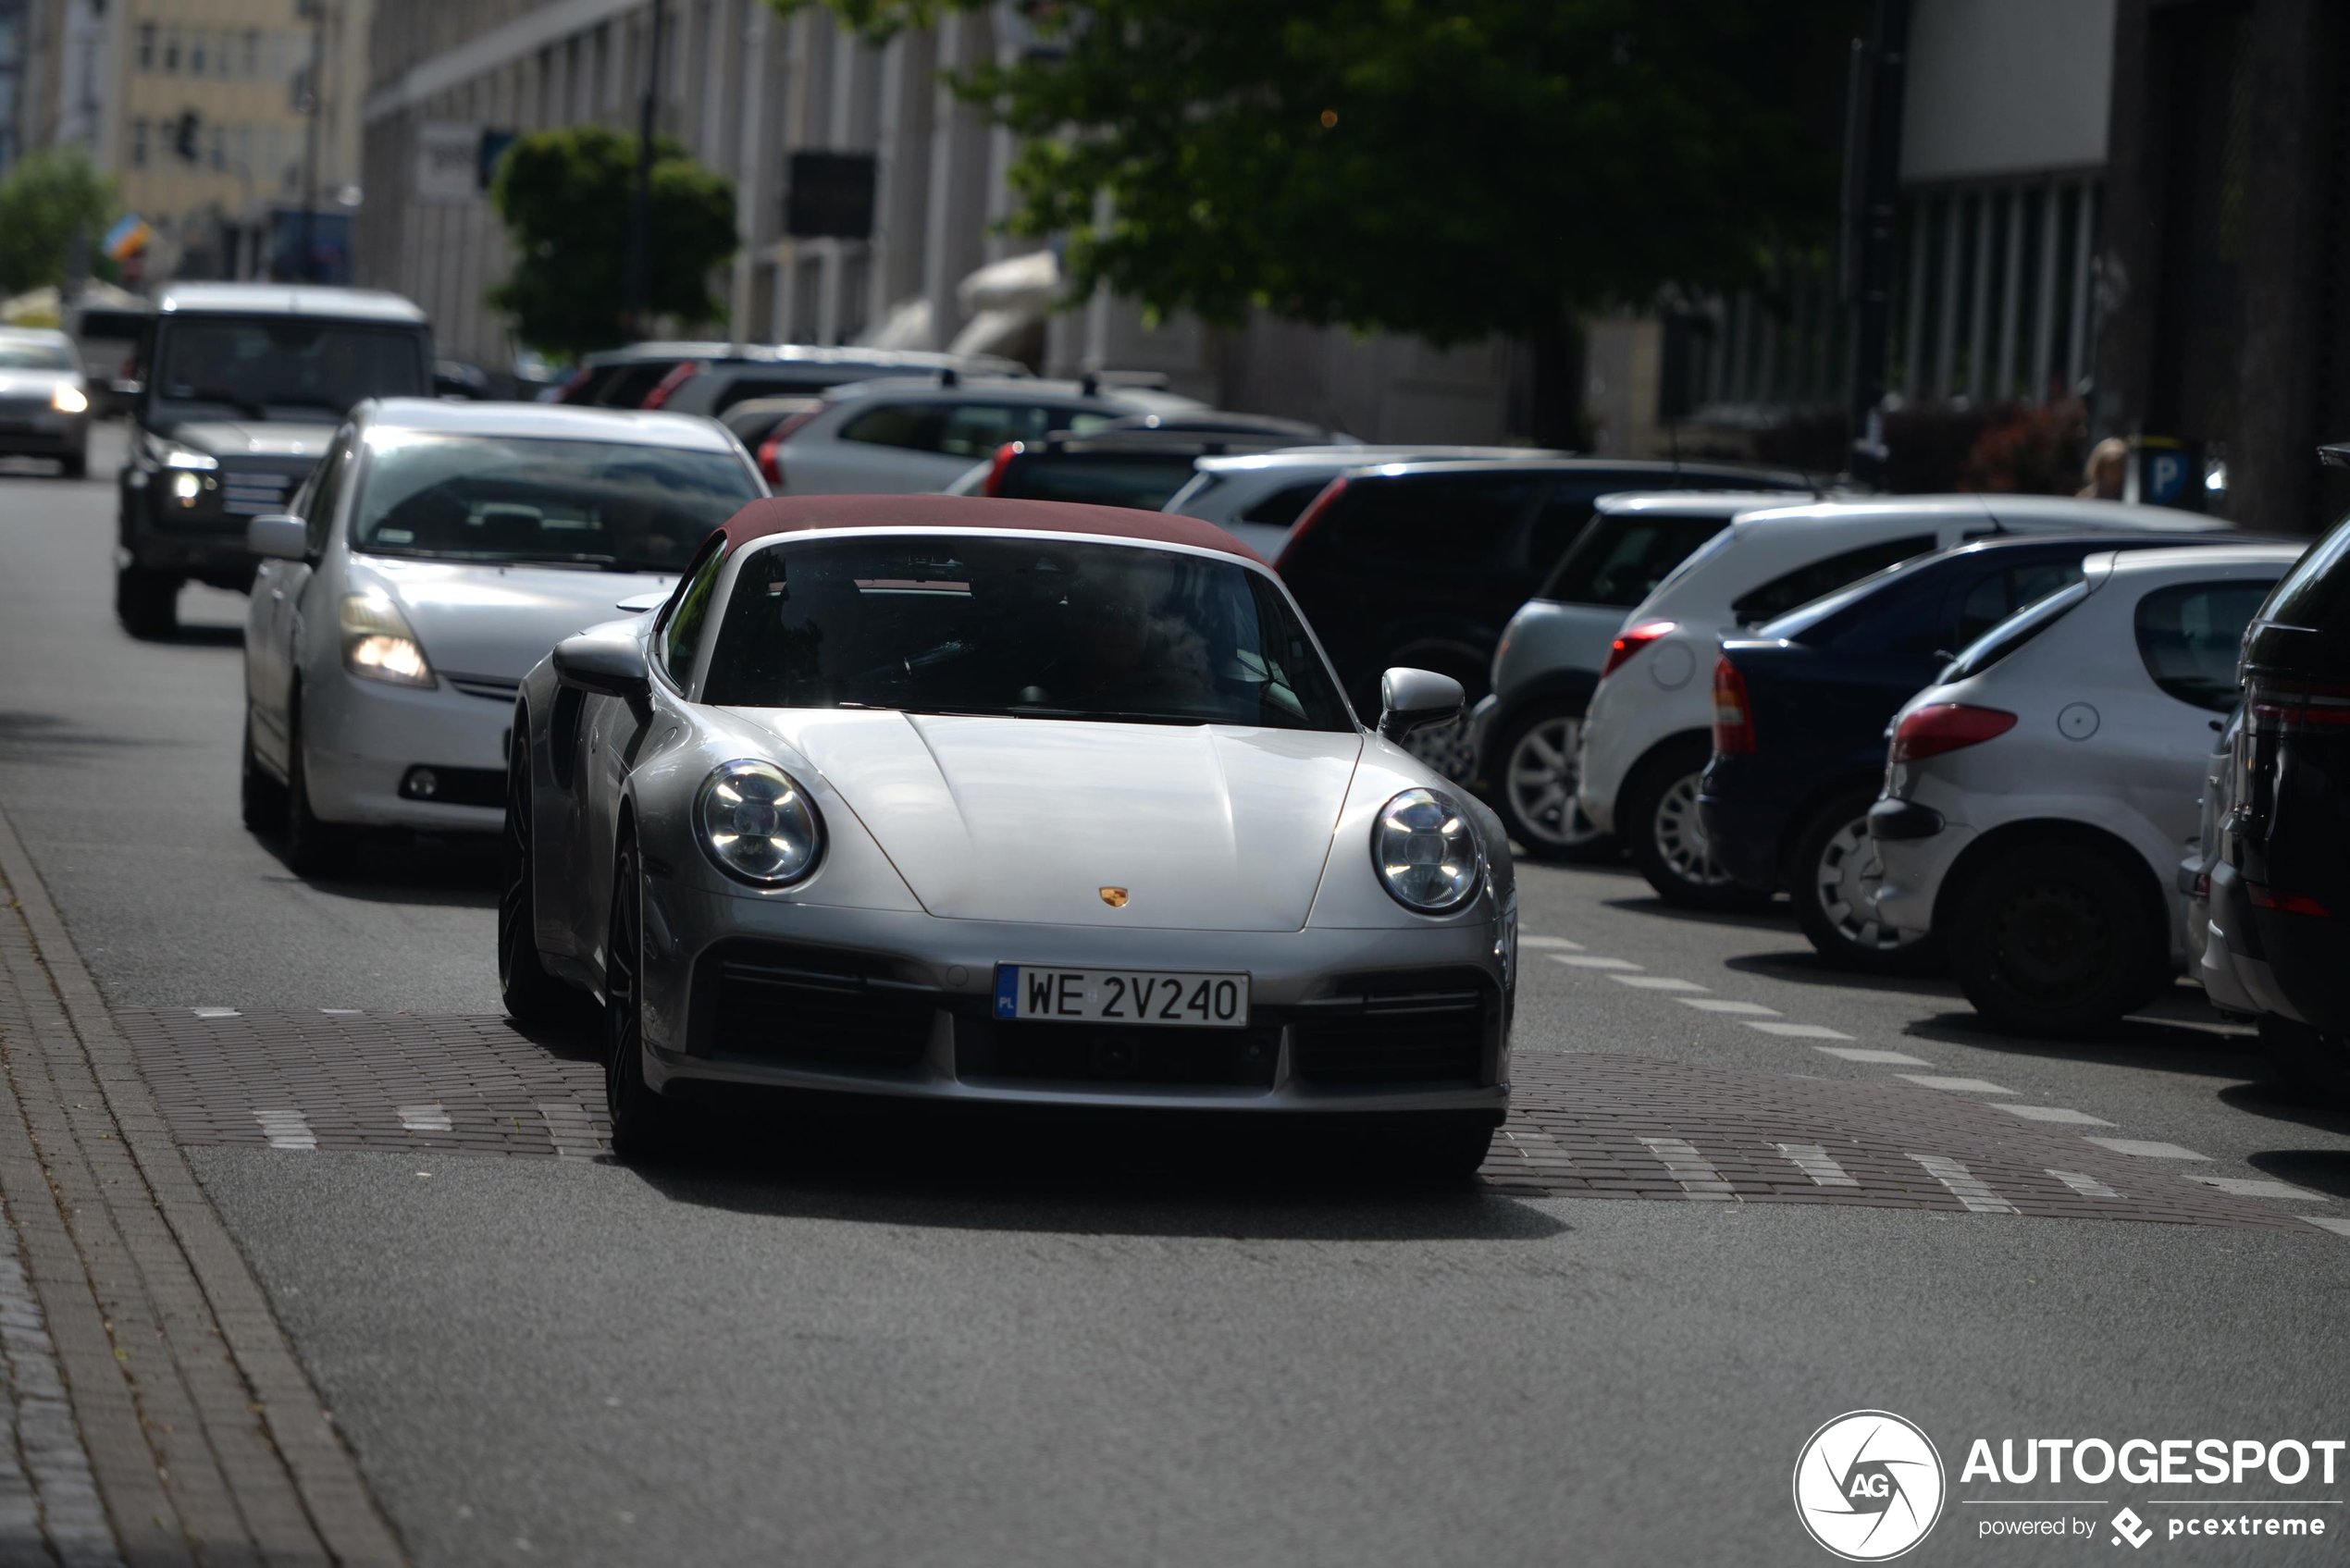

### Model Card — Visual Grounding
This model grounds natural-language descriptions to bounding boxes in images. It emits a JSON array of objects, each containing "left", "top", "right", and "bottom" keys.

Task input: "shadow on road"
[
  {"left": 1899, "top": 1008, "right": 2261, "bottom": 1081},
  {"left": 1722, "top": 948, "right": 1960, "bottom": 1002},
  {"left": 255, "top": 830, "right": 501, "bottom": 906},
  {"left": 1599, "top": 894, "right": 1790, "bottom": 933},
  {"left": 2246, "top": 1150, "right": 2350, "bottom": 1199},
  {"left": 2219, "top": 1080, "right": 2350, "bottom": 1134},
  {"left": 0, "top": 710, "right": 192, "bottom": 759}
]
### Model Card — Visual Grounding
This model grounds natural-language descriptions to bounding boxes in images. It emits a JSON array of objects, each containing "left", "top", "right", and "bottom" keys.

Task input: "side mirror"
[
  {"left": 109, "top": 377, "right": 144, "bottom": 401},
  {"left": 1377, "top": 666, "right": 1465, "bottom": 742},
  {"left": 552, "top": 633, "right": 651, "bottom": 703},
  {"left": 613, "top": 589, "right": 668, "bottom": 614},
  {"left": 246, "top": 513, "right": 309, "bottom": 561}
]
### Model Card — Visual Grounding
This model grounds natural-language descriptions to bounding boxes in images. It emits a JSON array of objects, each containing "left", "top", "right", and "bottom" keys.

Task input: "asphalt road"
[{"left": 6, "top": 429, "right": 2350, "bottom": 1567}]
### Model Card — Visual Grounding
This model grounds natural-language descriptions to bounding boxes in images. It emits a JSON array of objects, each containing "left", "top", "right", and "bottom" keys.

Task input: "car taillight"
[
  {"left": 1889, "top": 703, "right": 2018, "bottom": 763},
  {"left": 983, "top": 441, "right": 1025, "bottom": 497},
  {"left": 2246, "top": 675, "right": 2350, "bottom": 732},
  {"left": 1712, "top": 657, "right": 1756, "bottom": 755},
  {"left": 2247, "top": 882, "right": 2331, "bottom": 918},
  {"left": 1271, "top": 476, "right": 1346, "bottom": 572},
  {"left": 551, "top": 364, "right": 594, "bottom": 403},
  {"left": 1601, "top": 620, "right": 1677, "bottom": 678},
  {"left": 639, "top": 360, "right": 701, "bottom": 410},
  {"left": 753, "top": 408, "right": 823, "bottom": 487}
]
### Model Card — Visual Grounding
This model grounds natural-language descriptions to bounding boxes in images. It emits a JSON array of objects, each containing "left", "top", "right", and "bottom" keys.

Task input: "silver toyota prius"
[{"left": 504, "top": 495, "right": 1517, "bottom": 1172}]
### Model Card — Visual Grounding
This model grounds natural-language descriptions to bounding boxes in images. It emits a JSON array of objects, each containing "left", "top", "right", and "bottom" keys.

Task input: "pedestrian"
[{"left": 2079, "top": 437, "right": 2127, "bottom": 500}]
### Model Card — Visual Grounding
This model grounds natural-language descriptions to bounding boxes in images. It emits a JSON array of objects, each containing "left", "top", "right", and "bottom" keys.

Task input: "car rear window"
[
  {"left": 1540, "top": 512, "right": 1725, "bottom": 606},
  {"left": 1730, "top": 534, "right": 1937, "bottom": 626},
  {"left": 1240, "top": 481, "right": 1332, "bottom": 527},
  {"left": 996, "top": 451, "right": 1202, "bottom": 511},
  {"left": 1943, "top": 579, "right": 2088, "bottom": 681},
  {"left": 2134, "top": 580, "right": 2275, "bottom": 711}
]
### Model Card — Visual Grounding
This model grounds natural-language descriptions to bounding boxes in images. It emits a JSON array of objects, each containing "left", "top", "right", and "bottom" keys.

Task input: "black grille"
[
  {"left": 220, "top": 468, "right": 297, "bottom": 516},
  {"left": 961, "top": 1018, "right": 1280, "bottom": 1088},
  {"left": 1287, "top": 969, "right": 1492, "bottom": 1085},
  {"left": 700, "top": 942, "right": 938, "bottom": 1071}
]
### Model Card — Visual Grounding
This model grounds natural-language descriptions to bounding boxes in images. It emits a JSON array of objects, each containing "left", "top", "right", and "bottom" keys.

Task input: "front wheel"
[
  {"left": 605, "top": 833, "right": 687, "bottom": 1162},
  {"left": 1946, "top": 841, "right": 2161, "bottom": 1039},
  {"left": 280, "top": 695, "right": 350, "bottom": 877},
  {"left": 500, "top": 727, "right": 572, "bottom": 1022},
  {"left": 1493, "top": 704, "right": 1615, "bottom": 863},
  {"left": 1621, "top": 739, "right": 1771, "bottom": 911},
  {"left": 1789, "top": 790, "right": 1941, "bottom": 974}
]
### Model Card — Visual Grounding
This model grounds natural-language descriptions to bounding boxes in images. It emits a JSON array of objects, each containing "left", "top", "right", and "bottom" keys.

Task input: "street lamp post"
[
  {"left": 623, "top": 0, "right": 668, "bottom": 340},
  {"left": 297, "top": 0, "right": 328, "bottom": 282}
]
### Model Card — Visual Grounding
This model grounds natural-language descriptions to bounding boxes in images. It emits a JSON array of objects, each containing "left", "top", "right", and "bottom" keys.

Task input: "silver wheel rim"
[
  {"left": 1813, "top": 815, "right": 1923, "bottom": 952},
  {"left": 1504, "top": 716, "right": 1606, "bottom": 848},
  {"left": 1651, "top": 772, "right": 1735, "bottom": 888}
]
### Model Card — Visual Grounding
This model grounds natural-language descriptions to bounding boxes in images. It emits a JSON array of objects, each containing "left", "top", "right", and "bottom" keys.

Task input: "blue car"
[{"left": 1700, "top": 532, "right": 2254, "bottom": 972}]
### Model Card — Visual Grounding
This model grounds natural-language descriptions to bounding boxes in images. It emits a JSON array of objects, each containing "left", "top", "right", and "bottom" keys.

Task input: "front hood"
[
  {"left": 730, "top": 710, "right": 1364, "bottom": 930},
  {"left": 353, "top": 557, "right": 677, "bottom": 681},
  {"left": 165, "top": 420, "right": 336, "bottom": 462},
  {"left": 0, "top": 371, "right": 81, "bottom": 399}
]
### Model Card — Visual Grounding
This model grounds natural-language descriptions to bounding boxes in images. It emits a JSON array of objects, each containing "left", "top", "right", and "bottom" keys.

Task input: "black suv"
[{"left": 117, "top": 284, "right": 434, "bottom": 636}]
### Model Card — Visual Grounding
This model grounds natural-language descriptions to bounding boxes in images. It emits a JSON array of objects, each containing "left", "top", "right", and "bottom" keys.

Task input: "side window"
[
  {"left": 938, "top": 403, "right": 1055, "bottom": 457},
  {"left": 839, "top": 402, "right": 946, "bottom": 451},
  {"left": 1521, "top": 479, "right": 1620, "bottom": 572},
  {"left": 661, "top": 538, "right": 730, "bottom": 685},
  {"left": 1730, "top": 534, "right": 1936, "bottom": 626},
  {"left": 1954, "top": 561, "right": 2084, "bottom": 647},
  {"left": 299, "top": 430, "right": 355, "bottom": 554},
  {"left": 1239, "top": 481, "right": 1331, "bottom": 527},
  {"left": 2134, "top": 580, "right": 2272, "bottom": 711},
  {"left": 1331, "top": 476, "right": 1535, "bottom": 568}
]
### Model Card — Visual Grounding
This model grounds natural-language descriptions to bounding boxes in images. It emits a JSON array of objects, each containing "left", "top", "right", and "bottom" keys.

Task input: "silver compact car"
[
  {"left": 504, "top": 495, "right": 1517, "bottom": 1171},
  {"left": 0, "top": 327, "right": 93, "bottom": 475}
]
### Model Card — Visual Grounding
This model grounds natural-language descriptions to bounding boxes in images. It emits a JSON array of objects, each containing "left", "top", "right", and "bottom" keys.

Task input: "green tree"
[
  {"left": 488, "top": 124, "right": 740, "bottom": 358},
  {"left": 775, "top": 0, "right": 1859, "bottom": 432},
  {"left": 0, "top": 150, "right": 116, "bottom": 296}
]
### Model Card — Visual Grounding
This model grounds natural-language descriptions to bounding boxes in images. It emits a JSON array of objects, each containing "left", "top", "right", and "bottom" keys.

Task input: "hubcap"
[
  {"left": 1651, "top": 772, "right": 1736, "bottom": 888},
  {"left": 1988, "top": 881, "right": 2110, "bottom": 1003},
  {"left": 1812, "top": 816, "right": 1921, "bottom": 952},
  {"left": 1504, "top": 717, "right": 1606, "bottom": 848}
]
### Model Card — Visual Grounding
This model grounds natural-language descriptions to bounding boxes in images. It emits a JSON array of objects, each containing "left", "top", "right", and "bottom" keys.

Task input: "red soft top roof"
[{"left": 716, "top": 494, "right": 1264, "bottom": 563}]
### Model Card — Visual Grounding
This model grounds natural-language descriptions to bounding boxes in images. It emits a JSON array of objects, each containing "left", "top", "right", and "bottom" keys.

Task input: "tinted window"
[
  {"left": 662, "top": 537, "right": 730, "bottom": 683},
  {"left": 709, "top": 376, "right": 834, "bottom": 414},
  {"left": 2135, "top": 581, "right": 2272, "bottom": 711},
  {"left": 1955, "top": 562, "right": 2086, "bottom": 646},
  {"left": 996, "top": 451, "right": 1202, "bottom": 510},
  {"left": 597, "top": 362, "right": 679, "bottom": 408},
  {"left": 153, "top": 318, "right": 427, "bottom": 417},
  {"left": 1730, "top": 534, "right": 1937, "bottom": 626},
  {"left": 1523, "top": 480, "right": 1623, "bottom": 573},
  {"left": 2259, "top": 514, "right": 2346, "bottom": 632},
  {"left": 940, "top": 403, "right": 1058, "bottom": 457},
  {"left": 1540, "top": 512, "right": 1725, "bottom": 607},
  {"left": 703, "top": 535, "right": 1350, "bottom": 731},
  {"left": 839, "top": 401, "right": 946, "bottom": 451},
  {"left": 1944, "top": 580, "right": 2089, "bottom": 681},
  {"left": 1329, "top": 475, "right": 1535, "bottom": 567},
  {"left": 299, "top": 431, "right": 353, "bottom": 555},
  {"left": 1239, "top": 481, "right": 1330, "bottom": 527}
]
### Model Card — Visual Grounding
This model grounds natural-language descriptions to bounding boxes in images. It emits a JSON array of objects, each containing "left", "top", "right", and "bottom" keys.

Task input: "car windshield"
[
  {"left": 352, "top": 431, "right": 759, "bottom": 573},
  {"left": 0, "top": 340, "right": 78, "bottom": 370},
  {"left": 701, "top": 534, "right": 1354, "bottom": 731},
  {"left": 153, "top": 317, "right": 427, "bottom": 419}
]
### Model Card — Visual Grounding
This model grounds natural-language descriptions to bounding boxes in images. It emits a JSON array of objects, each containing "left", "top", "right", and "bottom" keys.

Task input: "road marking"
[
  {"left": 2302, "top": 1216, "right": 2350, "bottom": 1239},
  {"left": 253, "top": 1108, "right": 315, "bottom": 1151},
  {"left": 1677, "top": 998, "right": 1779, "bottom": 1015},
  {"left": 1776, "top": 1142, "right": 1860, "bottom": 1187},
  {"left": 191, "top": 1006, "right": 240, "bottom": 1019},
  {"left": 538, "top": 1100, "right": 602, "bottom": 1161},
  {"left": 320, "top": 1007, "right": 362, "bottom": 1017},
  {"left": 1995, "top": 1105, "right": 2115, "bottom": 1126},
  {"left": 1742, "top": 1021, "right": 1852, "bottom": 1039},
  {"left": 1910, "top": 1153, "right": 2020, "bottom": 1214},
  {"left": 2186, "top": 1176, "right": 2331, "bottom": 1203},
  {"left": 397, "top": 1103, "right": 453, "bottom": 1134},
  {"left": 1495, "top": 1126, "right": 1573, "bottom": 1169},
  {"left": 1813, "top": 1046, "right": 1932, "bottom": 1066},
  {"left": 2084, "top": 1138, "right": 2209, "bottom": 1161},
  {"left": 1610, "top": 975, "right": 1708, "bottom": 991},
  {"left": 1898, "top": 1075, "right": 2016, "bottom": 1094},
  {"left": 1520, "top": 935, "right": 1584, "bottom": 951},
  {"left": 1639, "top": 1136, "right": 1736, "bottom": 1200},
  {"left": 1549, "top": 954, "right": 1642, "bottom": 970},
  {"left": 2049, "top": 1169, "right": 2123, "bottom": 1200}
]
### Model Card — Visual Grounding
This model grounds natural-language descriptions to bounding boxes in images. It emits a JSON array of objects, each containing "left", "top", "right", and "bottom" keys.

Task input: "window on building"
[
  {"left": 242, "top": 30, "right": 259, "bottom": 78},
  {"left": 137, "top": 23, "right": 155, "bottom": 70},
  {"left": 208, "top": 124, "right": 226, "bottom": 171},
  {"left": 162, "top": 30, "right": 180, "bottom": 71},
  {"left": 129, "top": 118, "right": 148, "bottom": 167},
  {"left": 189, "top": 31, "right": 206, "bottom": 76}
]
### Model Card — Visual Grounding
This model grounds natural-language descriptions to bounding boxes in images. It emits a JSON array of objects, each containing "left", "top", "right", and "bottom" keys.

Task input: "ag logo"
[{"left": 1793, "top": 1410, "right": 1947, "bottom": 1561}]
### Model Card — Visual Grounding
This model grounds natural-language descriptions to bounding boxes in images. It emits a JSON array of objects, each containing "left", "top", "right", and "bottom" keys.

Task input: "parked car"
[
  {"left": 505, "top": 493, "right": 1516, "bottom": 1174},
  {"left": 1869, "top": 543, "right": 2302, "bottom": 1037},
  {"left": 763, "top": 375, "right": 1202, "bottom": 494},
  {"left": 0, "top": 327, "right": 93, "bottom": 477},
  {"left": 117, "top": 283, "right": 436, "bottom": 638},
  {"left": 1575, "top": 496, "right": 2225, "bottom": 908},
  {"left": 719, "top": 394, "right": 824, "bottom": 452},
  {"left": 240, "top": 399, "right": 765, "bottom": 873},
  {"left": 1275, "top": 459, "right": 1817, "bottom": 772},
  {"left": 1466, "top": 491, "right": 1824, "bottom": 860},
  {"left": 63, "top": 291, "right": 149, "bottom": 416},
  {"left": 959, "top": 427, "right": 1334, "bottom": 512},
  {"left": 645, "top": 345, "right": 1029, "bottom": 419},
  {"left": 2207, "top": 495, "right": 2349, "bottom": 1081},
  {"left": 1165, "top": 446, "right": 1572, "bottom": 559},
  {"left": 1704, "top": 531, "right": 2264, "bottom": 969},
  {"left": 2181, "top": 703, "right": 2257, "bottom": 1016}
]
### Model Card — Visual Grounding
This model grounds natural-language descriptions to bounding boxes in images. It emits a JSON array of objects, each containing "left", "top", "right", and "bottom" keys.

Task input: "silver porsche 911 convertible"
[{"left": 502, "top": 495, "right": 1516, "bottom": 1173}]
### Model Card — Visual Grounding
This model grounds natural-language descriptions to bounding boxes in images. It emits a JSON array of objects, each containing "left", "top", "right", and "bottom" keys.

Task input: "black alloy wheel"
[
  {"left": 1946, "top": 841, "right": 2160, "bottom": 1039},
  {"left": 1493, "top": 703, "right": 1615, "bottom": 863},
  {"left": 1621, "top": 738, "right": 1771, "bottom": 912},
  {"left": 279, "top": 693, "right": 349, "bottom": 877},
  {"left": 499, "top": 727, "right": 571, "bottom": 1021},
  {"left": 1789, "top": 791, "right": 1941, "bottom": 974},
  {"left": 604, "top": 833, "right": 683, "bottom": 1162}
]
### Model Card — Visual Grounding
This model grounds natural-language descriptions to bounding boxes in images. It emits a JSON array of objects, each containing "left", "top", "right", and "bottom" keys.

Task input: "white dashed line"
[
  {"left": 2185, "top": 1176, "right": 2331, "bottom": 1203},
  {"left": 1549, "top": 955, "right": 1642, "bottom": 970},
  {"left": 398, "top": 1103, "right": 453, "bottom": 1134},
  {"left": 320, "top": 1007, "right": 362, "bottom": 1017},
  {"left": 1610, "top": 975, "right": 1708, "bottom": 992},
  {"left": 1813, "top": 1046, "right": 1932, "bottom": 1066},
  {"left": 1639, "top": 1136, "right": 1736, "bottom": 1200},
  {"left": 2084, "top": 1138, "right": 2208, "bottom": 1161},
  {"left": 1897, "top": 1075, "right": 2016, "bottom": 1094},
  {"left": 1520, "top": 935, "right": 1585, "bottom": 951},
  {"left": 254, "top": 1109, "right": 315, "bottom": 1151},
  {"left": 1676, "top": 998, "right": 1779, "bottom": 1015},
  {"left": 1776, "top": 1142, "right": 1860, "bottom": 1187},
  {"left": 1495, "top": 1126, "right": 1574, "bottom": 1171},
  {"left": 2301, "top": 1216, "right": 2350, "bottom": 1239},
  {"left": 1742, "top": 1021, "right": 1852, "bottom": 1040},
  {"left": 2049, "top": 1169, "right": 2123, "bottom": 1200},
  {"left": 191, "top": 1006, "right": 240, "bottom": 1019},
  {"left": 1995, "top": 1105, "right": 2115, "bottom": 1126},
  {"left": 1909, "top": 1154, "right": 2020, "bottom": 1215}
]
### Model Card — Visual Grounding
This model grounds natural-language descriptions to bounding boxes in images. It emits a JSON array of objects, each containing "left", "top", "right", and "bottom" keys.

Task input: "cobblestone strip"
[
  {"left": 0, "top": 1201, "right": 121, "bottom": 1568},
  {"left": 0, "top": 807, "right": 406, "bottom": 1566}
]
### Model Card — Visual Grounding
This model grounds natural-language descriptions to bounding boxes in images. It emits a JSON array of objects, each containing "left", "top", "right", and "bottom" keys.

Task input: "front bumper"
[
  {"left": 1867, "top": 807, "right": 1972, "bottom": 937},
  {"left": 303, "top": 671, "right": 514, "bottom": 832},
  {"left": 637, "top": 881, "right": 1515, "bottom": 1117},
  {"left": 0, "top": 414, "right": 85, "bottom": 457}
]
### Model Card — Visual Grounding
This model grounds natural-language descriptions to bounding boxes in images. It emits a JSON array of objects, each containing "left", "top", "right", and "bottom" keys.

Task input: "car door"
[{"left": 250, "top": 429, "right": 351, "bottom": 766}]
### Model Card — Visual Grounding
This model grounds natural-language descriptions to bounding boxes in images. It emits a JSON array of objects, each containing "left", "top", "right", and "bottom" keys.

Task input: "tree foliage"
[
  {"left": 0, "top": 150, "right": 116, "bottom": 296},
  {"left": 773, "top": 0, "right": 1859, "bottom": 347},
  {"left": 488, "top": 124, "right": 740, "bottom": 357}
]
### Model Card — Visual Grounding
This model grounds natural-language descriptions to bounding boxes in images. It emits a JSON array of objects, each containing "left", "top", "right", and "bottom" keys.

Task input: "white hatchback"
[
  {"left": 240, "top": 400, "right": 766, "bottom": 872},
  {"left": 1870, "top": 544, "right": 2303, "bottom": 1037}
]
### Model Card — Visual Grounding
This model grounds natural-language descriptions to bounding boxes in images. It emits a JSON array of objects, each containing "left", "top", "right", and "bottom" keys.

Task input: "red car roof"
[{"left": 716, "top": 494, "right": 1264, "bottom": 563}]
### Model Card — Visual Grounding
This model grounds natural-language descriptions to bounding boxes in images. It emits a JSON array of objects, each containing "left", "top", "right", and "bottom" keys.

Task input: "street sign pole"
[
  {"left": 624, "top": 0, "right": 668, "bottom": 340},
  {"left": 1845, "top": 0, "right": 1909, "bottom": 488},
  {"left": 298, "top": 0, "right": 328, "bottom": 283}
]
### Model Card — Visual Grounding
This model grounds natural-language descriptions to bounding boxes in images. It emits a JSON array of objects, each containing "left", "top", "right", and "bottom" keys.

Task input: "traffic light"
[{"left": 173, "top": 111, "right": 201, "bottom": 164}]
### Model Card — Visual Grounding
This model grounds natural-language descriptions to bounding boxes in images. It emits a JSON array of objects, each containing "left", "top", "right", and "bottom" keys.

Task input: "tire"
[
  {"left": 1945, "top": 840, "right": 2161, "bottom": 1039},
  {"left": 499, "top": 726, "right": 571, "bottom": 1022},
  {"left": 2258, "top": 1015, "right": 2350, "bottom": 1100},
  {"left": 1620, "top": 738, "right": 1771, "bottom": 911},
  {"left": 115, "top": 567, "right": 178, "bottom": 639},
  {"left": 280, "top": 695, "right": 350, "bottom": 877},
  {"left": 1492, "top": 703, "right": 1616, "bottom": 863},
  {"left": 239, "top": 707, "right": 284, "bottom": 833},
  {"left": 605, "top": 833, "right": 687, "bottom": 1162},
  {"left": 1788, "top": 790, "right": 1941, "bottom": 974},
  {"left": 60, "top": 449, "right": 88, "bottom": 480}
]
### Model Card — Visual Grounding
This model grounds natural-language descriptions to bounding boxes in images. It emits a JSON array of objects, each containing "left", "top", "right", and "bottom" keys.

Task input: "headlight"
[
  {"left": 340, "top": 593, "right": 434, "bottom": 686},
  {"left": 1371, "top": 787, "right": 1484, "bottom": 913},
  {"left": 51, "top": 384, "right": 89, "bottom": 414},
  {"left": 142, "top": 432, "right": 216, "bottom": 470},
  {"left": 697, "top": 760, "right": 824, "bottom": 885}
]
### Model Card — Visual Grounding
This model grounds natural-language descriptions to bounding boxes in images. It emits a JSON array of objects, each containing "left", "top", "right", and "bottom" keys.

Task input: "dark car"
[
  {"left": 1702, "top": 532, "right": 2266, "bottom": 971},
  {"left": 974, "top": 424, "right": 1332, "bottom": 512},
  {"left": 552, "top": 342, "right": 1029, "bottom": 416},
  {"left": 1272, "top": 458, "right": 1816, "bottom": 748},
  {"left": 2214, "top": 482, "right": 2348, "bottom": 1084}
]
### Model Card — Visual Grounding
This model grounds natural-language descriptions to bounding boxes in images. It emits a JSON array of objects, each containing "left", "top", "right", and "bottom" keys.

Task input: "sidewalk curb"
[{"left": 0, "top": 800, "right": 407, "bottom": 1566}]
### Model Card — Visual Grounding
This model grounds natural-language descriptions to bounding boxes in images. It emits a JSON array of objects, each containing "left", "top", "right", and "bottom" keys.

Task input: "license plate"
[{"left": 994, "top": 966, "right": 1250, "bottom": 1029}]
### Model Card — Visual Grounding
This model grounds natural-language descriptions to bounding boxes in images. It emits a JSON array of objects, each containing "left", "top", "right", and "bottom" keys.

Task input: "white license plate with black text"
[{"left": 994, "top": 966, "right": 1250, "bottom": 1029}]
